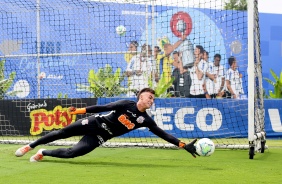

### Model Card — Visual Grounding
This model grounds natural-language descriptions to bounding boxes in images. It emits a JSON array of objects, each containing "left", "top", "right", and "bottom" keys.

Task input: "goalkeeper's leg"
[
  {"left": 15, "top": 129, "right": 73, "bottom": 157},
  {"left": 16, "top": 116, "right": 98, "bottom": 157},
  {"left": 30, "top": 134, "right": 105, "bottom": 161}
]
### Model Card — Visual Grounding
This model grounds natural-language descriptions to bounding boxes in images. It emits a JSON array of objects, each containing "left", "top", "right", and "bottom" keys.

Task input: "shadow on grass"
[
  {"left": 42, "top": 159, "right": 223, "bottom": 171},
  {"left": 42, "top": 159, "right": 180, "bottom": 168}
]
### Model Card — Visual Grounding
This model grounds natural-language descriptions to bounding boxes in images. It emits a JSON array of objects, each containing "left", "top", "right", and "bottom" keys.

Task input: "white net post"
[{"left": 248, "top": 0, "right": 266, "bottom": 159}]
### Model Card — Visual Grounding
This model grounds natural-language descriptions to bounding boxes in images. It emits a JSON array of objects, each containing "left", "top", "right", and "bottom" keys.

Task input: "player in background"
[
  {"left": 124, "top": 41, "right": 139, "bottom": 63},
  {"left": 205, "top": 54, "right": 225, "bottom": 98},
  {"left": 225, "top": 56, "right": 244, "bottom": 99},
  {"left": 15, "top": 88, "right": 199, "bottom": 162},
  {"left": 125, "top": 41, "right": 139, "bottom": 96},
  {"left": 189, "top": 45, "right": 208, "bottom": 98},
  {"left": 157, "top": 34, "right": 188, "bottom": 83},
  {"left": 125, "top": 44, "right": 156, "bottom": 96}
]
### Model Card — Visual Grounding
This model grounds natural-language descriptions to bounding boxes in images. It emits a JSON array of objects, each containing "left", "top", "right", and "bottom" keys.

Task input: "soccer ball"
[
  {"left": 116, "top": 25, "right": 126, "bottom": 36},
  {"left": 196, "top": 138, "right": 215, "bottom": 156}
]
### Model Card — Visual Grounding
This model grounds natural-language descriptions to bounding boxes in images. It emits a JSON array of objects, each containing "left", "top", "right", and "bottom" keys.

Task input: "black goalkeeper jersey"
[{"left": 85, "top": 100, "right": 181, "bottom": 147}]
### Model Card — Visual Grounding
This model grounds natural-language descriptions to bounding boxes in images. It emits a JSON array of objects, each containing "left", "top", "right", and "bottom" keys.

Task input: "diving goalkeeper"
[{"left": 15, "top": 87, "right": 199, "bottom": 162}]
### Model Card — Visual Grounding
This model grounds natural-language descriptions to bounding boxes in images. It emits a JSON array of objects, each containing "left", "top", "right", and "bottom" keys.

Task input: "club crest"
[{"left": 136, "top": 116, "right": 145, "bottom": 124}]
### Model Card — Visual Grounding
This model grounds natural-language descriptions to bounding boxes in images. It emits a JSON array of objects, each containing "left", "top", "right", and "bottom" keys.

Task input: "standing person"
[
  {"left": 157, "top": 34, "right": 188, "bottom": 83},
  {"left": 125, "top": 41, "right": 139, "bottom": 96},
  {"left": 177, "top": 52, "right": 192, "bottom": 98},
  {"left": 189, "top": 45, "right": 208, "bottom": 98},
  {"left": 225, "top": 56, "right": 244, "bottom": 99},
  {"left": 206, "top": 54, "right": 225, "bottom": 98},
  {"left": 203, "top": 50, "right": 211, "bottom": 63},
  {"left": 125, "top": 51, "right": 140, "bottom": 96},
  {"left": 178, "top": 64, "right": 192, "bottom": 98},
  {"left": 153, "top": 46, "right": 162, "bottom": 82},
  {"left": 171, "top": 51, "right": 181, "bottom": 97},
  {"left": 125, "top": 44, "right": 154, "bottom": 96},
  {"left": 140, "top": 44, "right": 158, "bottom": 88},
  {"left": 15, "top": 88, "right": 199, "bottom": 162},
  {"left": 124, "top": 41, "right": 139, "bottom": 63}
]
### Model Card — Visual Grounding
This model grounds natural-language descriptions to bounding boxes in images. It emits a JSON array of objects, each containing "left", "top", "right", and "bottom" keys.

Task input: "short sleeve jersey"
[
  {"left": 190, "top": 59, "right": 208, "bottom": 95},
  {"left": 206, "top": 63, "right": 225, "bottom": 94},
  {"left": 126, "top": 55, "right": 153, "bottom": 91},
  {"left": 225, "top": 68, "right": 244, "bottom": 96}
]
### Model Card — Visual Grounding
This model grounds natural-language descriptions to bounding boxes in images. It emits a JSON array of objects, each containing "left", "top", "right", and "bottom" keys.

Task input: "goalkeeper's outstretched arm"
[{"left": 149, "top": 125, "right": 199, "bottom": 158}]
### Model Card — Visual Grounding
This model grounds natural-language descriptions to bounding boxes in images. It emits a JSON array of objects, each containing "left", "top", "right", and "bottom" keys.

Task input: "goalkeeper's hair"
[{"left": 137, "top": 88, "right": 155, "bottom": 100}]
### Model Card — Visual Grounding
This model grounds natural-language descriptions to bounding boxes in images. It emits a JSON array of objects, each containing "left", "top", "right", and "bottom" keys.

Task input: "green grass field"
[{"left": 1, "top": 140, "right": 282, "bottom": 184}]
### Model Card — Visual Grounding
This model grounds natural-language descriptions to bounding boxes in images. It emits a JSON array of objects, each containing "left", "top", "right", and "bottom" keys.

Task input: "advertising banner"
[
  {"left": 0, "top": 98, "right": 97, "bottom": 136},
  {"left": 97, "top": 98, "right": 282, "bottom": 138},
  {"left": 1, "top": 98, "right": 281, "bottom": 138}
]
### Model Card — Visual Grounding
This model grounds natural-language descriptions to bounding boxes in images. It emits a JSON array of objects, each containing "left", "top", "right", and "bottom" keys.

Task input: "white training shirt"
[
  {"left": 126, "top": 55, "right": 154, "bottom": 93},
  {"left": 206, "top": 62, "right": 225, "bottom": 95},
  {"left": 190, "top": 59, "right": 208, "bottom": 95},
  {"left": 225, "top": 68, "right": 244, "bottom": 96}
]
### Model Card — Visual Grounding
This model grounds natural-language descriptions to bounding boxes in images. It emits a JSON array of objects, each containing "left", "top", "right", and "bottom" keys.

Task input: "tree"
[
  {"left": 76, "top": 64, "right": 127, "bottom": 97},
  {"left": 264, "top": 69, "right": 282, "bottom": 99},
  {"left": 0, "top": 60, "right": 17, "bottom": 99},
  {"left": 224, "top": 0, "right": 247, "bottom": 11},
  {"left": 148, "top": 74, "right": 174, "bottom": 98}
]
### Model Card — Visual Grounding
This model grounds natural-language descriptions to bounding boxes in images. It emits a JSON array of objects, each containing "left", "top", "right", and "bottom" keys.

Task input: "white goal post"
[{"left": 248, "top": 0, "right": 266, "bottom": 159}]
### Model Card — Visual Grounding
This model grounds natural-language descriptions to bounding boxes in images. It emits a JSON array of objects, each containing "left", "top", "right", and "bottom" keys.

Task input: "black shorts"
[{"left": 62, "top": 115, "right": 111, "bottom": 141}]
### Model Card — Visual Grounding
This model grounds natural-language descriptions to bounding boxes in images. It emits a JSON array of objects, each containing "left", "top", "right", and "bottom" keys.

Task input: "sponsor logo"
[
  {"left": 101, "top": 123, "right": 113, "bottom": 135},
  {"left": 127, "top": 110, "right": 137, "bottom": 117},
  {"left": 97, "top": 135, "right": 105, "bottom": 145},
  {"left": 118, "top": 114, "right": 135, "bottom": 129},
  {"left": 154, "top": 107, "right": 222, "bottom": 131},
  {"left": 27, "top": 100, "right": 47, "bottom": 112},
  {"left": 30, "top": 105, "right": 75, "bottom": 135}
]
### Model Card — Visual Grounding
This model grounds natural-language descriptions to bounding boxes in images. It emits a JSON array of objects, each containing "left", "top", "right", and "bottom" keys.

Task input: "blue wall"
[{"left": 260, "top": 13, "right": 282, "bottom": 95}]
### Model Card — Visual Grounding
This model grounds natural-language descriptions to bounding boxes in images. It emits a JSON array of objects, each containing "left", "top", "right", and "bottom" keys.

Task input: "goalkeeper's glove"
[
  {"left": 179, "top": 139, "right": 200, "bottom": 158},
  {"left": 68, "top": 106, "right": 86, "bottom": 115}
]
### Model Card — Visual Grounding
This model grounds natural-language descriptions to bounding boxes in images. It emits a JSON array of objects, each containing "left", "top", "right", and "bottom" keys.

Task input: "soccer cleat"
[
  {"left": 30, "top": 149, "right": 46, "bottom": 162},
  {"left": 15, "top": 145, "right": 33, "bottom": 157}
]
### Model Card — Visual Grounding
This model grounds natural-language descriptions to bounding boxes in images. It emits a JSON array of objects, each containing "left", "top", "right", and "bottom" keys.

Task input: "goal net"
[{"left": 0, "top": 0, "right": 265, "bottom": 157}]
